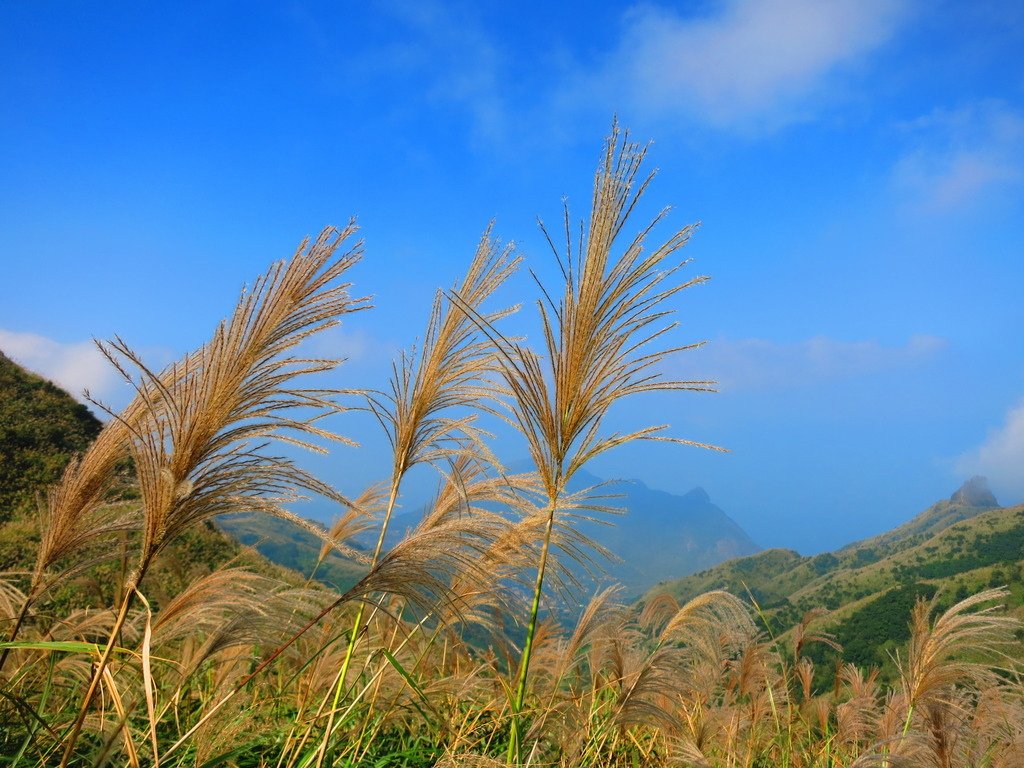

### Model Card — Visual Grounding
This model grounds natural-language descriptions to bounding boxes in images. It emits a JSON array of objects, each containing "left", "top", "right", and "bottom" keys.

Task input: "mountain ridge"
[
  {"left": 370, "top": 466, "right": 760, "bottom": 600},
  {"left": 642, "top": 477, "right": 1024, "bottom": 683}
]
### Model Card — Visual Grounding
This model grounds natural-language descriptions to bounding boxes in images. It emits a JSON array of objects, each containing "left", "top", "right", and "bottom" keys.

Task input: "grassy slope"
[
  {"left": 786, "top": 505, "right": 1024, "bottom": 614},
  {"left": 217, "top": 512, "right": 366, "bottom": 592},
  {"left": 0, "top": 352, "right": 104, "bottom": 524},
  {"left": 793, "top": 505, "right": 1024, "bottom": 684},
  {"left": 0, "top": 349, "right": 404, "bottom": 598},
  {"left": 0, "top": 351, "right": 320, "bottom": 604},
  {"left": 644, "top": 492, "right": 1024, "bottom": 683},
  {"left": 647, "top": 492, "right": 1016, "bottom": 607}
]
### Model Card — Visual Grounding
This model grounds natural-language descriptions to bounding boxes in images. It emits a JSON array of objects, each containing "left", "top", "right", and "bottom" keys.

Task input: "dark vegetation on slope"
[
  {"left": 0, "top": 352, "right": 103, "bottom": 524},
  {"left": 800, "top": 581, "right": 940, "bottom": 688},
  {"left": 0, "top": 352, "right": 311, "bottom": 607}
]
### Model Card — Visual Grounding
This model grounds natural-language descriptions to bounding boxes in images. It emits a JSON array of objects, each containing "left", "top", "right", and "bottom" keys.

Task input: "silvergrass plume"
[
  {"left": 59, "top": 223, "right": 368, "bottom": 766},
  {"left": 450, "top": 121, "right": 723, "bottom": 764},
  {"left": 313, "top": 227, "right": 519, "bottom": 766}
]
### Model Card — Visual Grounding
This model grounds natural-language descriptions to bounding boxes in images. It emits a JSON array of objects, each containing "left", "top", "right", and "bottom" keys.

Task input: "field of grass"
[{"left": 2, "top": 127, "right": 1023, "bottom": 767}]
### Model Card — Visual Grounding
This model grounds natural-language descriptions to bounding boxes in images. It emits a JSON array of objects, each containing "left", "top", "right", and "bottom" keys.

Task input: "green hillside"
[
  {"left": 641, "top": 547, "right": 808, "bottom": 606},
  {"left": 0, "top": 352, "right": 104, "bottom": 523},
  {"left": 790, "top": 503, "right": 1024, "bottom": 686},
  {"left": 833, "top": 475, "right": 999, "bottom": 561},
  {"left": 0, "top": 351, "right": 319, "bottom": 605},
  {"left": 217, "top": 512, "right": 366, "bottom": 591},
  {"left": 649, "top": 479, "right": 1012, "bottom": 605},
  {"left": 644, "top": 480, "right": 1024, "bottom": 684}
]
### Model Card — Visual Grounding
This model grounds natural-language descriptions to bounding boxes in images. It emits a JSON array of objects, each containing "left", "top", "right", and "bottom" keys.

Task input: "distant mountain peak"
[
  {"left": 950, "top": 476, "right": 998, "bottom": 508},
  {"left": 683, "top": 486, "right": 710, "bottom": 503}
]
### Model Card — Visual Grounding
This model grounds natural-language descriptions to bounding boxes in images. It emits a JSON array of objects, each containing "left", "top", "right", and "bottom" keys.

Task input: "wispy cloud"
[
  {"left": 690, "top": 334, "right": 946, "bottom": 391},
  {"left": 332, "top": 0, "right": 911, "bottom": 144},
  {"left": 956, "top": 399, "right": 1024, "bottom": 501},
  {"left": 592, "top": 0, "right": 909, "bottom": 130},
  {"left": 0, "top": 329, "right": 123, "bottom": 406},
  {"left": 297, "top": 326, "right": 401, "bottom": 387},
  {"left": 396, "top": 4, "right": 509, "bottom": 141},
  {"left": 893, "top": 101, "right": 1024, "bottom": 210},
  {"left": 328, "top": 1, "right": 510, "bottom": 145}
]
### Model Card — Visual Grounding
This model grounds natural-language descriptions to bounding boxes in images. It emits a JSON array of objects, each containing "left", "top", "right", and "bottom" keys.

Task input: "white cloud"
[
  {"left": 598, "top": 0, "right": 908, "bottom": 129},
  {"left": 691, "top": 333, "right": 946, "bottom": 391},
  {"left": 0, "top": 329, "right": 123, "bottom": 407},
  {"left": 893, "top": 101, "right": 1024, "bottom": 210},
  {"left": 956, "top": 400, "right": 1024, "bottom": 501}
]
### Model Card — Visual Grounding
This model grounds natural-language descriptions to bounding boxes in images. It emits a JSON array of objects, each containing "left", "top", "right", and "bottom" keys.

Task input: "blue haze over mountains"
[{"left": 357, "top": 466, "right": 760, "bottom": 600}]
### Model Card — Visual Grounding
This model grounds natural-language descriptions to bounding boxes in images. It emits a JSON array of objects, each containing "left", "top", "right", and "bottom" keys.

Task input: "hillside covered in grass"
[
  {"left": 644, "top": 478, "right": 1024, "bottom": 683},
  {"left": 0, "top": 350, "right": 320, "bottom": 605},
  {"left": 217, "top": 512, "right": 366, "bottom": 592},
  {"left": 0, "top": 352, "right": 104, "bottom": 524}
]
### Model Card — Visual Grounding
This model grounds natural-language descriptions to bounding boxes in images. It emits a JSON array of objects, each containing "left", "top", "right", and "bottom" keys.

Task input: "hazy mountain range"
[{"left": 367, "top": 467, "right": 760, "bottom": 599}]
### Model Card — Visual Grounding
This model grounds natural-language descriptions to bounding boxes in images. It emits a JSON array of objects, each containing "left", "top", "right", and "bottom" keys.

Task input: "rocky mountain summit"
[{"left": 950, "top": 475, "right": 998, "bottom": 508}]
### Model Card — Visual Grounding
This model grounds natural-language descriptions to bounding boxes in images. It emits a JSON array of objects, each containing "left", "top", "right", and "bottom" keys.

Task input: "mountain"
[
  {"left": 7, "top": 345, "right": 1019, "bottom": 686},
  {"left": 835, "top": 475, "right": 1000, "bottom": 558},
  {"left": 217, "top": 468, "right": 759, "bottom": 602},
  {"left": 566, "top": 473, "right": 759, "bottom": 597},
  {"left": 0, "top": 349, "right": 756, "bottom": 625},
  {"left": 644, "top": 478, "right": 1024, "bottom": 683},
  {"left": 368, "top": 467, "right": 759, "bottom": 600},
  {"left": 649, "top": 477, "right": 1009, "bottom": 606},
  {"left": 950, "top": 475, "right": 999, "bottom": 507}
]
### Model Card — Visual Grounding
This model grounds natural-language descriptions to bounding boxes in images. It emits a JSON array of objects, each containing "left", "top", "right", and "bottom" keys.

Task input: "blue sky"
[{"left": 1, "top": 0, "right": 1022, "bottom": 553}]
